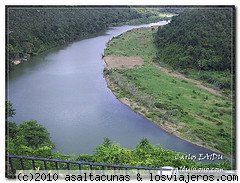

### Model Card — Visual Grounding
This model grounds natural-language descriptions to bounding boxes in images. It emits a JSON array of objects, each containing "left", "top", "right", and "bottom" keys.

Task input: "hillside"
[
  {"left": 7, "top": 7, "right": 163, "bottom": 70},
  {"left": 155, "top": 8, "right": 234, "bottom": 91}
]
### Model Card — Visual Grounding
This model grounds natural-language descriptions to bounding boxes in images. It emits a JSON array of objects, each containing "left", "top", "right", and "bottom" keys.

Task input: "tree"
[
  {"left": 18, "top": 121, "right": 55, "bottom": 149},
  {"left": 5, "top": 101, "right": 16, "bottom": 119},
  {"left": 7, "top": 122, "right": 18, "bottom": 139}
]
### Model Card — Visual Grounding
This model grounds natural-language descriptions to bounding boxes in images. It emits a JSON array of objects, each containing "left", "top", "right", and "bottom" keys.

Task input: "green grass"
[{"left": 104, "top": 28, "right": 234, "bottom": 156}]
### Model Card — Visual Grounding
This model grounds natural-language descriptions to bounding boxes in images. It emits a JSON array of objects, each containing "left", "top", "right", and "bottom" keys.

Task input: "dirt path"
[{"left": 153, "top": 63, "right": 223, "bottom": 97}]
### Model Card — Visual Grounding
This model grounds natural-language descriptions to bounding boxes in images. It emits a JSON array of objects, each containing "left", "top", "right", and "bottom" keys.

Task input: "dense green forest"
[
  {"left": 6, "top": 102, "right": 231, "bottom": 171},
  {"left": 155, "top": 8, "right": 234, "bottom": 90},
  {"left": 7, "top": 7, "right": 164, "bottom": 70}
]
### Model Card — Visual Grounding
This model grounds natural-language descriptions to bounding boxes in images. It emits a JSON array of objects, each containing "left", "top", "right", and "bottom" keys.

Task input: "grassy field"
[{"left": 104, "top": 28, "right": 234, "bottom": 156}]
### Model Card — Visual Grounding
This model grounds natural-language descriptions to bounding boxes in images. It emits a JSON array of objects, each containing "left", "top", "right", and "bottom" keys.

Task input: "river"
[{"left": 8, "top": 21, "right": 217, "bottom": 160}]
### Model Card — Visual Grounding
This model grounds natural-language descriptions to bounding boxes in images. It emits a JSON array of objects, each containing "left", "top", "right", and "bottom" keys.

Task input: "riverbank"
[{"left": 103, "top": 26, "right": 233, "bottom": 156}]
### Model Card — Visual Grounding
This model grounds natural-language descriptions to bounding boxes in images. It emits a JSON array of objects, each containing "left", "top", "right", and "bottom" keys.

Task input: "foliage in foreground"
[{"left": 78, "top": 138, "right": 231, "bottom": 170}]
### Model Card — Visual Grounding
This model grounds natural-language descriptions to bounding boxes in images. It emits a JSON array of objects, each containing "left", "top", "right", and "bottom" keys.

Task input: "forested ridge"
[
  {"left": 155, "top": 8, "right": 234, "bottom": 90},
  {"left": 7, "top": 7, "right": 161, "bottom": 69}
]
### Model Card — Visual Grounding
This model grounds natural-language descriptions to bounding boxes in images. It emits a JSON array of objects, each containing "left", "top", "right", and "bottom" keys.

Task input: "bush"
[{"left": 154, "top": 102, "right": 165, "bottom": 109}]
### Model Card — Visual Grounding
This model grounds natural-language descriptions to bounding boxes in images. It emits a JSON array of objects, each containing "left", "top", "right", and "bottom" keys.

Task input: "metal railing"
[{"left": 7, "top": 155, "right": 168, "bottom": 177}]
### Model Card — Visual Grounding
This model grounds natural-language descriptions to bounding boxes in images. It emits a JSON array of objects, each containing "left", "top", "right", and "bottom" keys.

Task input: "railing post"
[
  {"left": 32, "top": 160, "right": 36, "bottom": 170},
  {"left": 78, "top": 164, "right": 82, "bottom": 174},
  {"left": 66, "top": 162, "right": 70, "bottom": 170},
  {"left": 55, "top": 162, "right": 59, "bottom": 174},
  {"left": 55, "top": 162, "right": 58, "bottom": 170},
  {"left": 20, "top": 158, "right": 24, "bottom": 170},
  {"left": 89, "top": 165, "right": 93, "bottom": 174},
  {"left": 8, "top": 157, "right": 14, "bottom": 175},
  {"left": 113, "top": 167, "right": 116, "bottom": 174},
  {"left": 125, "top": 168, "right": 128, "bottom": 175},
  {"left": 43, "top": 160, "right": 47, "bottom": 170}
]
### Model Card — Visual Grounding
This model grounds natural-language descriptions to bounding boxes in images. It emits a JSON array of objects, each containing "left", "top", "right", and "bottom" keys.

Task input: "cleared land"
[
  {"left": 104, "top": 56, "right": 144, "bottom": 69},
  {"left": 104, "top": 27, "right": 234, "bottom": 156}
]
